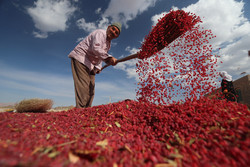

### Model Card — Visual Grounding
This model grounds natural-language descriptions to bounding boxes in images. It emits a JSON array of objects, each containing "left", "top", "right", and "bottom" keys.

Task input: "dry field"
[
  {"left": 0, "top": 105, "right": 15, "bottom": 112},
  {"left": 0, "top": 105, "right": 74, "bottom": 113}
]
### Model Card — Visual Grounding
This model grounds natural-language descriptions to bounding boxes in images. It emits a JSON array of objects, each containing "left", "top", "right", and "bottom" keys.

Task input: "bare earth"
[{"left": 0, "top": 106, "right": 74, "bottom": 113}]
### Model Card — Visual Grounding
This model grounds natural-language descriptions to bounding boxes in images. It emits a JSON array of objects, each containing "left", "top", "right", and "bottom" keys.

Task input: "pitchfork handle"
[{"left": 101, "top": 53, "right": 138, "bottom": 71}]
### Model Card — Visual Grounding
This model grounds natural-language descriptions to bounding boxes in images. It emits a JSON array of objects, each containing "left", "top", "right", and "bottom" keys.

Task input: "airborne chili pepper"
[{"left": 136, "top": 10, "right": 219, "bottom": 105}]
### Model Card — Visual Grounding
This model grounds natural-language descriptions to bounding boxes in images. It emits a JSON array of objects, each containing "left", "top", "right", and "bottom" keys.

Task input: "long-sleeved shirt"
[{"left": 68, "top": 29, "right": 111, "bottom": 71}]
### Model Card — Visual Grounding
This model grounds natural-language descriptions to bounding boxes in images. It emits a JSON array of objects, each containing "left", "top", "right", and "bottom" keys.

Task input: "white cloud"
[
  {"left": 0, "top": 61, "right": 136, "bottom": 107},
  {"left": 76, "top": 17, "right": 110, "bottom": 33},
  {"left": 27, "top": 0, "right": 77, "bottom": 38},
  {"left": 103, "top": 0, "right": 157, "bottom": 28},
  {"left": 95, "top": 7, "right": 102, "bottom": 14},
  {"left": 0, "top": 64, "right": 72, "bottom": 90},
  {"left": 114, "top": 46, "right": 139, "bottom": 80},
  {"left": 94, "top": 81, "right": 136, "bottom": 105},
  {"left": 115, "top": 62, "right": 138, "bottom": 80},
  {"left": 0, "top": 62, "right": 74, "bottom": 106},
  {"left": 178, "top": 0, "right": 250, "bottom": 79},
  {"left": 125, "top": 46, "right": 139, "bottom": 55},
  {"left": 0, "top": 79, "right": 73, "bottom": 98},
  {"left": 76, "top": 0, "right": 158, "bottom": 33},
  {"left": 97, "top": 17, "right": 110, "bottom": 30},
  {"left": 217, "top": 34, "right": 250, "bottom": 76},
  {"left": 182, "top": 0, "right": 249, "bottom": 46},
  {"left": 76, "top": 18, "right": 97, "bottom": 33},
  {"left": 151, "top": 12, "right": 167, "bottom": 26},
  {"left": 76, "top": 37, "right": 85, "bottom": 43}
]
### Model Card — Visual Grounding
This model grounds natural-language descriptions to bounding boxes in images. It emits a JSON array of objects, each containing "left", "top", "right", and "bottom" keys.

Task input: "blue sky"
[{"left": 0, "top": 0, "right": 250, "bottom": 107}]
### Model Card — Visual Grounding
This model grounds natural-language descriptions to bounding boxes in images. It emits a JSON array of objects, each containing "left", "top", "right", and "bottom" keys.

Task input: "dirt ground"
[
  {"left": 0, "top": 106, "right": 74, "bottom": 113},
  {"left": 0, "top": 107, "right": 14, "bottom": 112}
]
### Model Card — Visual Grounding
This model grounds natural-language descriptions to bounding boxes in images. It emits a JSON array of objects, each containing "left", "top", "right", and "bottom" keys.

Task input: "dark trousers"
[{"left": 71, "top": 59, "right": 95, "bottom": 108}]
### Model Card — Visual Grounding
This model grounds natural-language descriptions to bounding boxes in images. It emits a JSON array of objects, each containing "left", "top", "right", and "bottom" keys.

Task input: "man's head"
[{"left": 106, "top": 22, "right": 122, "bottom": 41}]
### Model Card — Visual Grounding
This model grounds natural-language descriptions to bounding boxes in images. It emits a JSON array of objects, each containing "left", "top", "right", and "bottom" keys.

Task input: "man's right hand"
[{"left": 105, "top": 57, "right": 117, "bottom": 66}]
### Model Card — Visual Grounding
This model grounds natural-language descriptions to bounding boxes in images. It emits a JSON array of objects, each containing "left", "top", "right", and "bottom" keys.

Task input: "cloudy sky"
[{"left": 0, "top": 0, "right": 249, "bottom": 107}]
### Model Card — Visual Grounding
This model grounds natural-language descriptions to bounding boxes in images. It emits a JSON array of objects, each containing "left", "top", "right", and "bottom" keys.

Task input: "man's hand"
[
  {"left": 105, "top": 57, "right": 117, "bottom": 66},
  {"left": 96, "top": 70, "right": 101, "bottom": 74}
]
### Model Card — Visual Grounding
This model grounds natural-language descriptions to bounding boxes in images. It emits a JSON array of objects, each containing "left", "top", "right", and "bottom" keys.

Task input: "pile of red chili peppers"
[{"left": 0, "top": 98, "right": 249, "bottom": 166}]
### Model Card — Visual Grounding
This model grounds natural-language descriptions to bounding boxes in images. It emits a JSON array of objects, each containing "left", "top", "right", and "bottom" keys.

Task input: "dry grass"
[{"left": 15, "top": 98, "right": 53, "bottom": 113}]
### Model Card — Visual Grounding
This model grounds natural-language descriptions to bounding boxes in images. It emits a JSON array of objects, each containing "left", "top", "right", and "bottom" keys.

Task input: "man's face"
[{"left": 107, "top": 26, "right": 120, "bottom": 41}]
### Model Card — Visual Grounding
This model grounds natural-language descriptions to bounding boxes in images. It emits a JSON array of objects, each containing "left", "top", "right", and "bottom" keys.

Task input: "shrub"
[{"left": 15, "top": 98, "right": 53, "bottom": 113}]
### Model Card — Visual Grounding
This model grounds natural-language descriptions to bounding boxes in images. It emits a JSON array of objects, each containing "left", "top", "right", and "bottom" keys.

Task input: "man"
[{"left": 68, "top": 22, "right": 121, "bottom": 108}]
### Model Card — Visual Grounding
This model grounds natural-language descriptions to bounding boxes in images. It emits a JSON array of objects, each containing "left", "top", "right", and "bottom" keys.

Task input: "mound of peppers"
[{"left": 0, "top": 98, "right": 249, "bottom": 167}]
